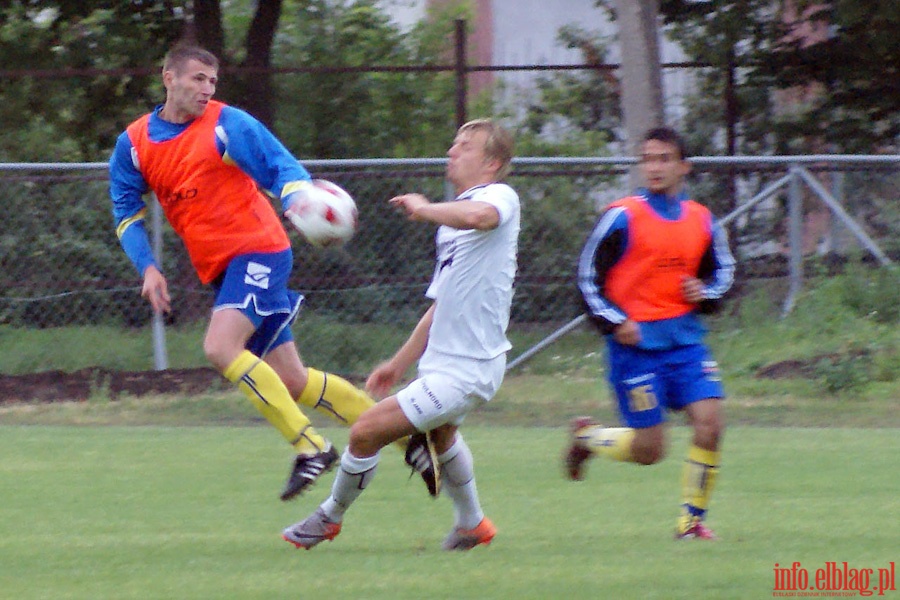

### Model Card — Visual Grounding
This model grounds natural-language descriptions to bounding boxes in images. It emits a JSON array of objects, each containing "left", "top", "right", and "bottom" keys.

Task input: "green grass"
[
  {"left": 0, "top": 269, "right": 896, "bottom": 597},
  {"left": 0, "top": 425, "right": 897, "bottom": 599}
]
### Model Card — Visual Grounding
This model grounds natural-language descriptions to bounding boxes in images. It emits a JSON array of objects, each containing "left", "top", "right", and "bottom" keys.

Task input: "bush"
[
  {"left": 814, "top": 352, "right": 870, "bottom": 394},
  {"left": 840, "top": 264, "right": 900, "bottom": 324}
]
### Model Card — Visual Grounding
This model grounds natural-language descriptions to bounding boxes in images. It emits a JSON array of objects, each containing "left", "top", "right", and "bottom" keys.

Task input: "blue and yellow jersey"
[
  {"left": 577, "top": 189, "right": 736, "bottom": 350},
  {"left": 109, "top": 100, "right": 312, "bottom": 283}
]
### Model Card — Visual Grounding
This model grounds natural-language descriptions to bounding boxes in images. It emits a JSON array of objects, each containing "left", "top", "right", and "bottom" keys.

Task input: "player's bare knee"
[
  {"left": 692, "top": 409, "right": 724, "bottom": 450},
  {"left": 695, "top": 419, "right": 724, "bottom": 451},
  {"left": 279, "top": 371, "right": 305, "bottom": 400},
  {"left": 348, "top": 419, "right": 379, "bottom": 457},
  {"left": 631, "top": 438, "right": 665, "bottom": 464},
  {"left": 203, "top": 339, "right": 230, "bottom": 372}
]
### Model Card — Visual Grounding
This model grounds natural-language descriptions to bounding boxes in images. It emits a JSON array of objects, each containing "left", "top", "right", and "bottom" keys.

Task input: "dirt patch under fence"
[
  {"left": 0, "top": 367, "right": 227, "bottom": 403},
  {"left": 0, "top": 355, "right": 823, "bottom": 404}
]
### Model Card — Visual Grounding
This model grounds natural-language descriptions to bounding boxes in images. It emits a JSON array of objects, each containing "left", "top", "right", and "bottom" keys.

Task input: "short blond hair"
[{"left": 458, "top": 118, "right": 515, "bottom": 180}]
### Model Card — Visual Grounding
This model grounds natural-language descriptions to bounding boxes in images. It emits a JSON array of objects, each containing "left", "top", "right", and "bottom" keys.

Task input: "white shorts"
[{"left": 396, "top": 351, "right": 506, "bottom": 432}]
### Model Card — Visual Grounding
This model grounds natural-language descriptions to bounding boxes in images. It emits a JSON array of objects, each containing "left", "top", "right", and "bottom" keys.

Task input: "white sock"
[
  {"left": 438, "top": 434, "right": 484, "bottom": 530},
  {"left": 321, "top": 449, "right": 379, "bottom": 522}
]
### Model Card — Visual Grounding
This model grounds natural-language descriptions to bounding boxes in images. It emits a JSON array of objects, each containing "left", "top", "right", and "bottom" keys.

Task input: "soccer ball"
[{"left": 286, "top": 179, "right": 358, "bottom": 248}]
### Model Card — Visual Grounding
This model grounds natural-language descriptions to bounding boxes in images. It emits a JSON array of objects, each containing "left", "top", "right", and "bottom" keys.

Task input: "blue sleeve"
[
  {"left": 577, "top": 206, "right": 629, "bottom": 333},
  {"left": 119, "top": 220, "right": 157, "bottom": 276},
  {"left": 701, "top": 218, "right": 736, "bottom": 301},
  {"left": 216, "top": 106, "right": 312, "bottom": 212},
  {"left": 109, "top": 131, "right": 157, "bottom": 275}
]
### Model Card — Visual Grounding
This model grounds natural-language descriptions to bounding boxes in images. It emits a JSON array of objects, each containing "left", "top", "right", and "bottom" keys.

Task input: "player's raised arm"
[{"left": 214, "top": 105, "right": 312, "bottom": 212}]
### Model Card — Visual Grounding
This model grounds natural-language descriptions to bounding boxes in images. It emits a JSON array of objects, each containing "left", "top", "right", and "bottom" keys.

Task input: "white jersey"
[{"left": 422, "top": 182, "right": 520, "bottom": 360}]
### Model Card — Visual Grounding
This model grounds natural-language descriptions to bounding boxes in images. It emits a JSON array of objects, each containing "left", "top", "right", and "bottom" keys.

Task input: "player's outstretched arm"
[
  {"left": 577, "top": 208, "right": 629, "bottom": 335},
  {"left": 365, "top": 304, "right": 435, "bottom": 398},
  {"left": 390, "top": 194, "right": 499, "bottom": 230},
  {"left": 215, "top": 106, "right": 311, "bottom": 203}
]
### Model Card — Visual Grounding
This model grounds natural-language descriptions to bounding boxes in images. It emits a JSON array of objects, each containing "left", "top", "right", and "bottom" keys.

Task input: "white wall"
[
  {"left": 491, "top": 0, "right": 613, "bottom": 66},
  {"left": 382, "top": 0, "right": 427, "bottom": 31},
  {"left": 382, "top": 1, "right": 692, "bottom": 124},
  {"left": 383, "top": 0, "right": 685, "bottom": 62}
]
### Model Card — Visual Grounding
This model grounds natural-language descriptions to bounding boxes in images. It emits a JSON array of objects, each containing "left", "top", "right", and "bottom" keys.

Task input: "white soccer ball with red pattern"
[{"left": 287, "top": 179, "right": 358, "bottom": 248}]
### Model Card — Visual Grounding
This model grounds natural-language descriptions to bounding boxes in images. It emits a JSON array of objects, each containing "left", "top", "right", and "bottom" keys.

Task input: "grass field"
[
  {"left": 1, "top": 424, "right": 897, "bottom": 600},
  {"left": 0, "top": 272, "right": 897, "bottom": 598}
]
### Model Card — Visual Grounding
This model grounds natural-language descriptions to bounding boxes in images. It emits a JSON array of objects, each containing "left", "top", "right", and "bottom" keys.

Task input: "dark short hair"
[
  {"left": 162, "top": 44, "right": 219, "bottom": 74},
  {"left": 643, "top": 127, "right": 688, "bottom": 159}
]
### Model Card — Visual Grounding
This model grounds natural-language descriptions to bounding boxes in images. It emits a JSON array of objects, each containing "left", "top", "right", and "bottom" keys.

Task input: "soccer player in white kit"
[{"left": 283, "top": 119, "right": 519, "bottom": 551}]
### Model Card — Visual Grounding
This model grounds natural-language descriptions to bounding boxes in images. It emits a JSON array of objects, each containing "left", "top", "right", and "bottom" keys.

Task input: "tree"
[
  {"left": 761, "top": 0, "right": 900, "bottom": 152},
  {"left": 509, "top": 25, "right": 620, "bottom": 156},
  {"left": 270, "top": 0, "right": 467, "bottom": 158},
  {"left": 0, "top": 1, "right": 181, "bottom": 160},
  {"left": 188, "top": 0, "right": 283, "bottom": 127},
  {"left": 612, "top": 0, "right": 664, "bottom": 160},
  {"left": 654, "top": 0, "right": 899, "bottom": 154},
  {"left": 0, "top": 0, "right": 465, "bottom": 161}
]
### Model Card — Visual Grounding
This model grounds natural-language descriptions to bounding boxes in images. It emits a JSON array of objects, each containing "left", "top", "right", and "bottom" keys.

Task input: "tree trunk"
[
  {"left": 614, "top": 0, "right": 665, "bottom": 187},
  {"left": 239, "top": 0, "right": 283, "bottom": 128},
  {"left": 191, "top": 0, "right": 225, "bottom": 59}
]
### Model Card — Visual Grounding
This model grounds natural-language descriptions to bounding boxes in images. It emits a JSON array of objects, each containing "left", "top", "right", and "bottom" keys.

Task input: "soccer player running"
[
  {"left": 282, "top": 119, "right": 520, "bottom": 551},
  {"left": 565, "top": 127, "right": 735, "bottom": 540},
  {"left": 108, "top": 44, "right": 434, "bottom": 502}
]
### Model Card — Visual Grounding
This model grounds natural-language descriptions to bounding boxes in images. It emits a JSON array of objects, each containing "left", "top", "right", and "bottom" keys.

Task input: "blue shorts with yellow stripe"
[{"left": 605, "top": 340, "right": 724, "bottom": 429}]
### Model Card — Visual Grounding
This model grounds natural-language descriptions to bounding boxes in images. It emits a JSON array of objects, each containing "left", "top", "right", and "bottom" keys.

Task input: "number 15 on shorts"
[{"left": 628, "top": 383, "right": 658, "bottom": 413}]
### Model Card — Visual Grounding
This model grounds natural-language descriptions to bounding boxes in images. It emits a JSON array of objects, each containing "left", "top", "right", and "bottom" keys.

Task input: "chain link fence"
[{"left": 1, "top": 157, "right": 897, "bottom": 373}]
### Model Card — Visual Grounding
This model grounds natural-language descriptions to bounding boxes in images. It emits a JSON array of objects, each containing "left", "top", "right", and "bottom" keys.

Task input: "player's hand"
[
  {"left": 389, "top": 193, "right": 431, "bottom": 221},
  {"left": 281, "top": 181, "right": 314, "bottom": 215},
  {"left": 613, "top": 319, "right": 641, "bottom": 346},
  {"left": 682, "top": 276, "right": 705, "bottom": 304},
  {"left": 366, "top": 361, "right": 402, "bottom": 399},
  {"left": 141, "top": 265, "right": 171, "bottom": 314},
  {"left": 282, "top": 187, "right": 312, "bottom": 221}
]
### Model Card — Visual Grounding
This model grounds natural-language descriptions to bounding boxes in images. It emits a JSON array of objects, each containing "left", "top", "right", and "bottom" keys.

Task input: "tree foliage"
[
  {"left": 505, "top": 24, "right": 619, "bottom": 157},
  {"left": 586, "top": 0, "right": 900, "bottom": 153},
  {"left": 0, "top": 1, "right": 180, "bottom": 160},
  {"left": 0, "top": 0, "right": 467, "bottom": 162},
  {"left": 271, "top": 0, "right": 467, "bottom": 158},
  {"left": 655, "top": 0, "right": 898, "bottom": 153},
  {"left": 761, "top": 0, "right": 900, "bottom": 152}
]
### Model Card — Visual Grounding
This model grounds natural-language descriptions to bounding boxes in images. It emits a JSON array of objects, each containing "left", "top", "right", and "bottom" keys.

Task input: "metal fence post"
[
  {"left": 783, "top": 165, "right": 804, "bottom": 316},
  {"left": 454, "top": 18, "right": 467, "bottom": 129},
  {"left": 444, "top": 178, "right": 454, "bottom": 202},
  {"left": 150, "top": 195, "right": 169, "bottom": 371},
  {"left": 794, "top": 166, "right": 892, "bottom": 267},
  {"left": 830, "top": 171, "right": 845, "bottom": 254}
]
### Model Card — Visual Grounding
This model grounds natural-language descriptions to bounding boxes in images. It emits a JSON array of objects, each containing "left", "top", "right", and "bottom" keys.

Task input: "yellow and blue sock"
[
  {"left": 677, "top": 445, "right": 720, "bottom": 532},
  {"left": 224, "top": 350, "right": 326, "bottom": 455},
  {"left": 584, "top": 426, "right": 636, "bottom": 462},
  {"left": 297, "top": 368, "right": 408, "bottom": 452},
  {"left": 297, "top": 368, "right": 375, "bottom": 425}
]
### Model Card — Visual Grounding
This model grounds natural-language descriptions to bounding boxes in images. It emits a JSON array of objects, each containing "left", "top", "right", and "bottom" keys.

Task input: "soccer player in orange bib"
[
  {"left": 566, "top": 127, "right": 736, "bottom": 540},
  {"left": 109, "top": 44, "right": 434, "bottom": 502}
]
